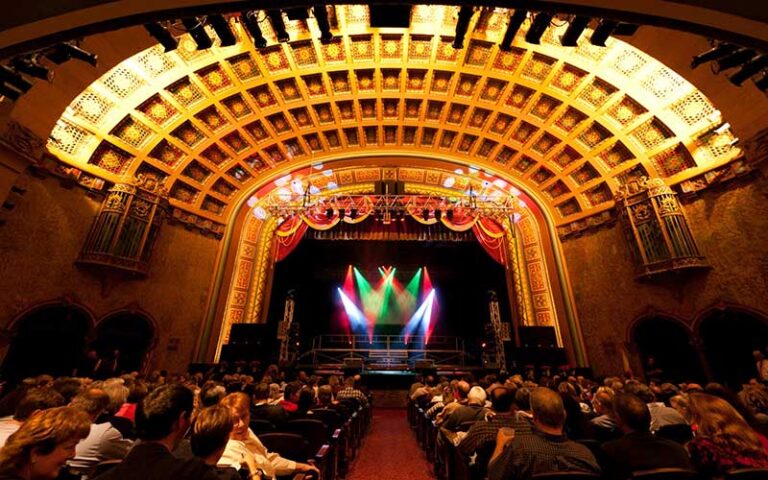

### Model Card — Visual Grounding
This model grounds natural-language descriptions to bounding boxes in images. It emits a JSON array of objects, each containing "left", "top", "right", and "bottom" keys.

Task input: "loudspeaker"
[
  {"left": 519, "top": 326, "right": 557, "bottom": 348},
  {"left": 229, "top": 323, "right": 270, "bottom": 345},
  {"left": 415, "top": 359, "right": 434, "bottom": 369}
]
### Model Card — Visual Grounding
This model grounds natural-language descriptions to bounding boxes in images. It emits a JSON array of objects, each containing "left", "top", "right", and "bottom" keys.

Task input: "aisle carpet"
[{"left": 345, "top": 408, "right": 434, "bottom": 480}]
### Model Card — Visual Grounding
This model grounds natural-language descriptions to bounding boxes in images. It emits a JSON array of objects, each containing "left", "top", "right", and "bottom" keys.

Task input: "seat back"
[
  {"left": 259, "top": 432, "right": 312, "bottom": 462},
  {"left": 89, "top": 459, "right": 123, "bottom": 478},
  {"left": 457, "top": 420, "right": 477, "bottom": 432},
  {"left": 531, "top": 473, "right": 602, "bottom": 479},
  {"left": 655, "top": 424, "right": 693, "bottom": 444},
  {"left": 725, "top": 469, "right": 768, "bottom": 480},
  {"left": 285, "top": 419, "right": 329, "bottom": 453},
  {"left": 249, "top": 418, "right": 276, "bottom": 435},
  {"left": 632, "top": 467, "right": 700, "bottom": 479},
  {"left": 310, "top": 408, "right": 342, "bottom": 432}
]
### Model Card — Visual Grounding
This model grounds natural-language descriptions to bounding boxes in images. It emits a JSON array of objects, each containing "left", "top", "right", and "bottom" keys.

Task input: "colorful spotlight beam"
[{"left": 337, "top": 288, "right": 367, "bottom": 330}]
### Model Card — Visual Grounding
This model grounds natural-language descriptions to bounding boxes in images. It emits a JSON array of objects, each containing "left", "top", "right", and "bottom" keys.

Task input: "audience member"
[
  {"left": 336, "top": 377, "right": 369, "bottom": 407},
  {"left": 190, "top": 405, "right": 242, "bottom": 480},
  {"left": 687, "top": 393, "right": 768, "bottom": 478},
  {"left": 600, "top": 393, "right": 693, "bottom": 479},
  {"left": 589, "top": 388, "right": 619, "bottom": 441},
  {"left": 441, "top": 386, "right": 487, "bottom": 434},
  {"left": 279, "top": 382, "right": 301, "bottom": 414},
  {"left": 0, "top": 389, "right": 66, "bottom": 448},
  {"left": 250, "top": 383, "right": 287, "bottom": 427},
  {"left": 624, "top": 382, "right": 687, "bottom": 432},
  {"left": 487, "top": 388, "right": 600, "bottom": 480},
  {"left": 0, "top": 406, "right": 90, "bottom": 480}
]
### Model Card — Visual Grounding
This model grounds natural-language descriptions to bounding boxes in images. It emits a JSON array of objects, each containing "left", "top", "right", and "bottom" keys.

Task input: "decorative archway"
[
  {"left": 2, "top": 301, "right": 93, "bottom": 382},
  {"left": 629, "top": 314, "right": 703, "bottom": 383},
  {"left": 95, "top": 310, "right": 157, "bottom": 374}
]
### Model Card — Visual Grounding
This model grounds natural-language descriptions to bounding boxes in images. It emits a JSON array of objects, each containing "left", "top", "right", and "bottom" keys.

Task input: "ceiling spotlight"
[
  {"left": 525, "top": 12, "right": 553, "bottom": 44},
  {"left": 0, "top": 66, "right": 33, "bottom": 93},
  {"left": 242, "top": 11, "right": 268, "bottom": 48},
  {"left": 337, "top": 208, "right": 346, "bottom": 219},
  {"left": 729, "top": 55, "right": 768, "bottom": 86},
  {"left": 691, "top": 43, "right": 740, "bottom": 69},
  {"left": 144, "top": 22, "right": 178, "bottom": 52},
  {"left": 714, "top": 48, "right": 757, "bottom": 74},
  {"left": 182, "top": 17, "right": 213, "bottom": 50},
  {"left": 499, "top": 10, "right": 527, "bottom": 51},
  {"left": 313, "top": 5, "right": 334, "bottom": 43},
  {"left": 435, "top": 209, "right": 442, "bottom": 221},
  {"left": 325, "top": 208, "right": 334, "bottom": 219},
  {"left": 285, "top": 8, "right": 310, "bottom": 21},
  {"left": 589, "top": 18, "right": 618, "bottom": 46},
  {"left": 45, "top": 42, "right": 98, "bottom": 66},
  {"left": 0, "top": 83, "right": 23, "bottom": 101},
  {"left": 755, "top": 71, "right": 768, "bottom": 92},
  {"left": 208, "top": 15, "right": 237, "bottom": 46},
  {"left": 560, "top": 16, "right": 590, "bottom": 47},
  {"left": 422, "top": 208, "right": 430, "bottom": 221},
  {"left": 446, "top": 209, "right": 454, "bottom": 221},
  {"left": 268, "top": 10, "right": 290, "bottom": 43},
  {"left": 11, "top": 57, "right": 53, "bottom": 81},
  {"left": 452, "top": 6, "right": 474, "bottom": 49}
]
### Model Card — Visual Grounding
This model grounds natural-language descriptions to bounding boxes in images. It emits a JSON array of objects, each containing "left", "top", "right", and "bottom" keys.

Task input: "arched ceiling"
[{"left": 46, "top": 5, "right": 742, "bottom": 234}]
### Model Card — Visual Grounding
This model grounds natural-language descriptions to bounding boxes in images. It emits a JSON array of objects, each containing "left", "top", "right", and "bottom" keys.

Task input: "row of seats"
[{"left": 406, "top": 400, "right": 768, "bottom": 480}]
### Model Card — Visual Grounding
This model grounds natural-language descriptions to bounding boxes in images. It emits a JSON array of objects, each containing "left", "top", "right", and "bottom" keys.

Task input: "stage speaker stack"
[
  {"left": 220, "top": 323, "right": 275, "bottom": 363},
  {"left": 512, "top": 326, "right": 567, "bottom": 368},
  {"left": 343, "top": 357, "right": 364, "bottom": 376}
]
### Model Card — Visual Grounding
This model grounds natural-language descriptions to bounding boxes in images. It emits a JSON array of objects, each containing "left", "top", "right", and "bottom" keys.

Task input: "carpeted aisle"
[{"left": 345, "top": 408, "right": 434, "bottom": 480}]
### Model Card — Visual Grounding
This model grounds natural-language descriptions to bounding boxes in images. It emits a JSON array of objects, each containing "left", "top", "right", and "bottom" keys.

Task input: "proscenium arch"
[{"left": 194, "top": 153, "right": 588, "bottom": 366}]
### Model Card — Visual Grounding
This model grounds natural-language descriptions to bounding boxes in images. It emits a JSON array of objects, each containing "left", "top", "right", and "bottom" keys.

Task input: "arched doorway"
[
  {"left": 2, "top": 303, "right": 92, "bottom": 382},
  {"left": 631, "top": 316, "right": 704, "bottom": 383},
  {"left": 698, "top": 308, "right": 768, "bottom": 388},
  {"left": 94, "top": 312, "right": 155, "bottom": 374}
]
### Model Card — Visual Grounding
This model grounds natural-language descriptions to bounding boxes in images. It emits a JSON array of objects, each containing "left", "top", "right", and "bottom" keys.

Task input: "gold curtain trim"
[{"left": 477, "top": 218, "right": 506, "bottom": 238}]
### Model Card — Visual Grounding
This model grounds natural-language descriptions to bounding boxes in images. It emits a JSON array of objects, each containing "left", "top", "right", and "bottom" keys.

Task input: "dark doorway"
[
  {"left": 94, "top": 312, "right": 155, "bottom": 374},
  {"left": 2, "top": 304, "right": 91, "bottom": 383},
  {"left": 632, "top": 316, "right": 704, "bottom": 383},
  {"left": 699, "top": 309, "right": 768, "bottom": 389}
]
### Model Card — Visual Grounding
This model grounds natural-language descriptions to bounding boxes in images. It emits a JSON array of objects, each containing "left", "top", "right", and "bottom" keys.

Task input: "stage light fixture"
[
  {"left": 45, "top": 42, "right": 98, "bottom": 66},
  {"left": 446, "top": 209, "right": 454, "bottom": 220},
  {"left": 560, "top": 16, "right": 590, "bottom": 46},
  {"left": 350, "top": 208, "right": 358, "bottom": 219},
  {"left": 144, "top": 22, "right": 178, "bottom": 52},
  {"left": 435, "top": 210, "right": 442, "bottom": 221},
  {"left": 268, "top": 10, "right": 290, "bottom": 43},
  {"left": 181, "top": 18, "right": 213, "bottom": 50},
  {"left": 422, "top": 208, "right": 430, "bottom": 221},
  {"left": 525, "top": 12, "right": 553, "bottom": 44},
  {"left": 325, "top": 208, "right": 334, "bottom": 219},
  {"left": 714, "top": 48, "right": 757, "bottom": 74},
  {"left": 691, "top": 43, "right": 739, "bottom": 69},
  {"left": 0, "top": 83, "right": 23, "bottom": 101},
  {"left": 209, "top": 15, "right": 237, "bottom": 46},
  {"left": 499, "top": 9, "right": 527, "bottom": 51},
  {"left": 285, "top": 8, "right": 309, "bottom": 21},
  {"left": 313, "top": 5, "right": 334, "bottom": 43},
  {"left": 756, "top": 71, "right": 768, "bottom": 92},
  {"left": 338, "top": 208, "right": 345, "bottom": 219},
  {"left": 0, "top": 66, "right": 33, "bottom": 93},
  {"left": 369, "top": 4, "right": 412, "bottom": 28},
  {"left": 729, "top": 55, "right": 768, "bottom": 86},
  {"left": 242, "top": 11, "right": 268, "bottom": 48},
  {"left": 589, "top": 18, "right": 617, "bottom": 46},
  {"left": 452, "top": 6, "right": 474, "bottom": 49},
  {"left": 11, "top": 57, "right": 53, "bottom": 81}
]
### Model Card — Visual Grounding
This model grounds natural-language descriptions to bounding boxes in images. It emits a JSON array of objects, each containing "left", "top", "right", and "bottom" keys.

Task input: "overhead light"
[
  {"left": 435, "top": 210, "right": 442, "bottom": 221},
  {"left": 560, "top": 16, "right": 590, "bottom": 47},
  {"left": 325, "top": 208, "right": 334, "bottom": 219},
  {"left": 241, "top": 11, "right": 267, "bottom": 48},
  {"left": 369, "top": 4, "right": 412, "bottom": 28},
  {"left": 525, "top": 12, "right": 553, "bottom": 44},
  {"left": 499, "top": 10, "right": 527, "bottom": 51},
  {"left": 590, "top": 19, "right": 618, "bottom": 46},
  {"left": 268, "top": 10, "right": 289, "bottom": 43},
  {"left": 422, "top": 208, "right": 430, "bottom": 221},
  {"left": 729, "top": 55, "right": 768, "bottom": 85},
  {"left": 714, "top": 48, "right": 757, "bottom": 73},
  {"left": 691, "top": 43, "right": 740, "bottom": 69},
  {"left": 208, "top": 15, "right": 237, "bottom": 46},
  {"left": 285, "top": 8, "right": 309, "bottom": 21},
  {"left": 452, "top": 6, "right": 474, "bottom": 49},
  {"left": 11, "top": 57, "right": 53, "bottom": 81},
  {"left": 313, "top": 5, "right": 333, "bottom": 43},
  {"left": 0, "top": 66, "right": 33, "bottom": 92},
  {"left": 181, "top": 17, "right": 213, "bottom": 50},
  {"left": 350, "top": 208, "right": 358, "bottom": 219},
  {"left": 446, "top": 209, "right": 454, "bottom": 221},
  {"left": 0, "top": 83, "right": 23, "bottom": 101},
  {"left": 45, "top": 42, "right": 98, "bottom": 66},
  {"left": 337, "top": 208, "right": 345, "bottom": 219},
  {"left": 755, "top": 71, "right": 768, "bottom": 92},
  {"left": 144, "top": 22, "right": 178, "bottom": 52}
]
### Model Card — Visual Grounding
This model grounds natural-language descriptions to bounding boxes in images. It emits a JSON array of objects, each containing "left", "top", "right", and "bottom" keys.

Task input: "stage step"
[{"left": 368, "top": 349, "right": 409, "bottom": 359}]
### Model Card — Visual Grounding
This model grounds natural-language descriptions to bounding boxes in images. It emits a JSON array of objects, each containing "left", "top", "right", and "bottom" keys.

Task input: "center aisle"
[{"left": 345, "top": 408, "right": 434, "bottom": 480}]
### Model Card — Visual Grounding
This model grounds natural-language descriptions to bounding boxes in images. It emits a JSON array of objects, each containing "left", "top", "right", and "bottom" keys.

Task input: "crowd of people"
[
  {"left": 409, "top": 370, "right": 768, "bottom": 479},
  {"left": 0, "top": 364, "right": 370, "bottom": 480}
]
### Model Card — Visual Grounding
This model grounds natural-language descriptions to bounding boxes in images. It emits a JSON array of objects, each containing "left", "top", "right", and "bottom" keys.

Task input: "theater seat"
[
  {"left": 655, "top": 424, "right": 693, "bottom": 444},
  {"left": 89, "top": 459, "right": 123, "bottom": 478},
  {"left": 250, "top": 419, "right": 276, "bottom": 435},
  {"left": 632, "top": 468, "right": 700, "bottom": 479},
  {"left": 726, "top": 469, "right": 768, "bottom": 479},
  {"left": 531, "top": 473, "right": 602, "bottom": 479}
]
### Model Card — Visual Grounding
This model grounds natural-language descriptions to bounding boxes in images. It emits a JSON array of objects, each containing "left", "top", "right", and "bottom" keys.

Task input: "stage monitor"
[{"left": 519, "top": 326, "right": 557, "bottom": 348}]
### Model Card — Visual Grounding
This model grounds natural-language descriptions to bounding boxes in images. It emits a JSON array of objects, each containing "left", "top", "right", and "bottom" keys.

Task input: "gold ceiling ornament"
[{"left": 46, "top": 5, "right": 742, "bottom": 232}]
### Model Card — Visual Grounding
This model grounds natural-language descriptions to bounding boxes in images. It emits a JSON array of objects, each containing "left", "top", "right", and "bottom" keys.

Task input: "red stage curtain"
[
  {"left": 275, "top": 216, "right": 308, "bottom": 262},
  {"left": 473, "top": 217, "right": 506, "bottom": 266}
]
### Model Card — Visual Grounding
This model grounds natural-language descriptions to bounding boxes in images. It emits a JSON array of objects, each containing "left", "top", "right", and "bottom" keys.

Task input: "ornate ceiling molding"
[{"left": 45, "top": 5, "right": 742, "bottom": 231}]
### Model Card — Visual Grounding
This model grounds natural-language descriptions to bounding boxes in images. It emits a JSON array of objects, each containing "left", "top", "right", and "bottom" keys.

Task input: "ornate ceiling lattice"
[{"left": 47, "top": 5, "right": 741, "bottom": 234}]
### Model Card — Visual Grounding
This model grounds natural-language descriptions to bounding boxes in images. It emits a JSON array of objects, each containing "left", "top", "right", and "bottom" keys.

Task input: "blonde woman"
[{"left": 0, "top": 406, "right": 90, "bottom": 480}]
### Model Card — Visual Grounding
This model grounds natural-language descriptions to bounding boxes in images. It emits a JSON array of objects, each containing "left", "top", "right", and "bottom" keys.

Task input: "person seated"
[
  {"left": 441, "top": 386, "right": 488, "bottom": 433},
  {"left": 68, "top": 389, "right": 133, "bottom": 475},
  {"left": 200, "top": 382, "right": 227, "bottom": 408},
  {"left": 190, "top": 406, "right": 246, "bottom": 480},
  {"left": 426, "top": 385, "right": 454, "bottom": 419},
  {"left": 437, "top": 381, "right": 470, "bottom": 424},
  {"left": 589, "top": 388, "right": 620, "bottom": 441},
  {"left": 267, "top": 384, "right": 281, "bottom": 406},
  {"left": 93, "top": 384, "right": 220, "bottom": 480},
  {"left": 600, "top": 393, "right": 693, "bottom": 479},
  {"left": 114, "top": 381, "right": 147, "bottom": 426},
  {"left": 687, "top": 392, "right": 768, "bottom": 478},
  {"left": 278, "top": 383, "right": 301, "bottom": 415},
  {"left": 312, "top": 385, "right": 349, "bottom": 423},
  {"left": 0, "top": 406, "right": 91, "bottom": 480},
  {"left": 488, "top": 388, "right": 600, "bottom": 480},
  {"left": 250, "top": 383, "right": 287, "bottom": 428},
  {"left": 218, "top": 393, "right": 319, "bottom": 478},
  {"left": 624, "top": 382, "right": 687, "bottom": 432},
  {"left": 294, "top": 388, "right": 316, "bottom": 417},
  {"left": 97, "top": 381, "right": 134, "bottom": 440},
  {"left": 0, "top": 388, "right": 66, "bottom": 448},
  {"left": 336, "top": 377, "right": 369, "bottom": 408},
  {"left": 459, "top": 386, "right": 532, "bottom": 462}
]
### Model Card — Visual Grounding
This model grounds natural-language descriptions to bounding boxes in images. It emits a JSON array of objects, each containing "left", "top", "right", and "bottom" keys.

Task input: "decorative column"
[
  {"left": 77, "top": 174, "right": 168, "bottom": 275},
  {"left": 615, "top": 177, "right": 707, "bottom": 278},
  {"left": 504, "top": 217, "right": 534, "bottom": 327}
]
